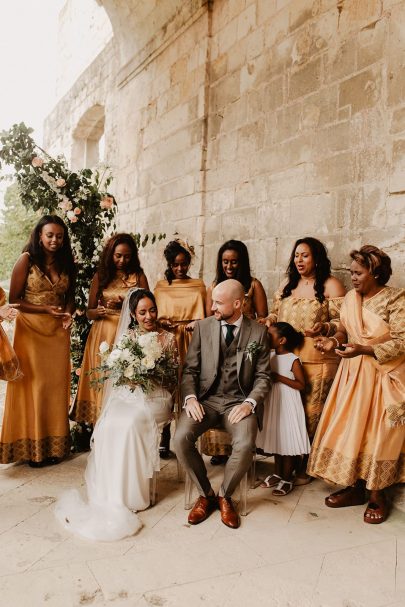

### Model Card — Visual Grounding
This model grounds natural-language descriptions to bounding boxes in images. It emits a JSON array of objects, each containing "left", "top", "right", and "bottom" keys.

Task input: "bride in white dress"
[{"left": 55, "top": 288, "right": 178, "bottom": 541}]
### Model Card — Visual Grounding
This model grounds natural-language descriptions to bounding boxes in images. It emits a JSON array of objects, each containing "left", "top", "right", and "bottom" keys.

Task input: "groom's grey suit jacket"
[{"left": 181, "top": 315, "right": 271, "bottom": 430}]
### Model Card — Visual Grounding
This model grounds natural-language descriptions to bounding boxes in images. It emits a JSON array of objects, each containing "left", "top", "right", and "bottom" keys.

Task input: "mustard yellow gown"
[
  {"left": 308, "top": 287, "right": 405, "bottom": 490},
  {"left": 267, "top": 291, "right": 344, "bottom": 439},
  {"left": 71, "top": 273, "right": 143, "bottom": 425},
  {"left": 0, "top": 288, "right": 20, "bottom": 381},
  {"left": 154, "top": 278, "right": 206, "bottom": 368},
  {"left": 0, "top": 265, "right": 71, "bottom": 463}
]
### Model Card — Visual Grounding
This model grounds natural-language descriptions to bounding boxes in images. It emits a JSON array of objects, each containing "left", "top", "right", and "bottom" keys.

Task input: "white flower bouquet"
[{"left": 90, "top": 331, "right": 178, "bottom": 394}]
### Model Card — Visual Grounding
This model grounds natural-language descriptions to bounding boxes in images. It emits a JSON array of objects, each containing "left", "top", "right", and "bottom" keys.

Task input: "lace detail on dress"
[{"left": 363, "top": 287, "right": 405, "bottom": 364}]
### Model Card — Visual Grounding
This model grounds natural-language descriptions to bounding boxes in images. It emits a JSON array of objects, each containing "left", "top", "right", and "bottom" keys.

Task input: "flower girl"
[{"left": 257, "top": 322, "right": 310, "bottom": 496}]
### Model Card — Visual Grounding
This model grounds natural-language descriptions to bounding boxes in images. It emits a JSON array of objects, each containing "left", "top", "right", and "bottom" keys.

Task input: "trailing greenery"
[{"left": 0, "top": 183, "right": 38, "bottom": 280}]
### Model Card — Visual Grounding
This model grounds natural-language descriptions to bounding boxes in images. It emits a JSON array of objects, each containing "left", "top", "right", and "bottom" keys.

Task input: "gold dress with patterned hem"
[
  {"left": 308, "top": 287, "right": 405, "bottom": 490},
  {"left": 154, "top": 278, "right": 206, "bottom": 370},
  {"left": 0, "top": 265, "right": 71, "bottom": 463},
  {"left": 71, "top": 273, "right": 143, "bottom": 425},
  {"left": 267, "top": 291, "right": 344, "bottom": 439}
]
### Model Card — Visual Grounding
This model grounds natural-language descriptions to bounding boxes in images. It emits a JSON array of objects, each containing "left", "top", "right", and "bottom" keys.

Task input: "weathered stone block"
[
  {"left": 356, "top": 147, "right": 387, "bottom": 182},
  {"left": 290, "top": 193, "right": 336, "bottom": 235},
  {"left": 357, "top": 18, "right": 386, "bottom": 70},
  {"left": 257, "top": 0, "right": 277, "bottom": 26},
  {"left": 315, "top": 151, "right": 356, "bottom": 188},
  {"left": 338, "top": 0, "right": 383, "bottom": 36},
  {"left": 289, "top": 57, "right": 322, "bottom": 100},
  {"left": 390, "top": 106, "right": 405, "bottom": 134},
  {"left": 325, "top": 39, "right": 358, "bottom": 83},
  {"left": 218, "top": 17, "right": 238, "bottom": 54},
  {"left": 237, "top": 3, "right": 256, "bottom": 40},
  {"left": 211, "top": 54, "right": 228, "bottom": 83},
  {"left": 275, "top": 102, "right": 302, "bottom": 141},
  {"left": 227, "top": 37, "right": 248, "bottom": 73},
  {"left": 315, "top": 121, "right": 351, "bottom": 159},
  {"left": 264, "top": 8, "right": 289, "bottom": 49},
  {"left": 389, "top": 138, "right": 405, "bottom": 193},
  {"left": 246, "top": 28, "right": 265, "bottom": 61},
  {"left": 235, "top": 175, "right": 269, "bottom": 209},
  {"left": 339, "top": 67, "right": 381, "bottom": 115},
  {"left": 211, "top": 71, "right": 241, "bottom": 112}
]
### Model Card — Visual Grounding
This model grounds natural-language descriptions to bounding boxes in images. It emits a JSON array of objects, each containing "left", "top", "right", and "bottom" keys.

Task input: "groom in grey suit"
[{"left": 174, "top": 279, "right": 270, "bottom": 528}]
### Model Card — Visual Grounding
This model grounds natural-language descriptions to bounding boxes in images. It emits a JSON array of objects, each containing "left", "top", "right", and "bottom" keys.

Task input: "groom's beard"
[{"left": 214, "top": 310, "right": 234, "bottom": 322}]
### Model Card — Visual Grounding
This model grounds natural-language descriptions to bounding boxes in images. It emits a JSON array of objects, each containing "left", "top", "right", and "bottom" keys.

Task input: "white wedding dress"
[{"left": 55, "top": 290, "right": 175, "bottom": 542}]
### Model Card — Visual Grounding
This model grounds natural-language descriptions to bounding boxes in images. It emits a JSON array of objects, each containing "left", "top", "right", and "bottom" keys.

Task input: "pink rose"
[
  {"left": 32, "top": 156, "right": 44, "bottom": 168},
  {"left": 100, "top": 195, "right": 114, "bottom": 209},
  {"left": 56, "top": 178, "right": 66, "bottom": 187},
  {"left": 75, "top": 368, "right": 81, "bottom": 376},
  {"left": 70, "top": 216, "right": 78, "bottom": 223},
  {"left": 73, "top": 207, "right": 81, "bottom": 215}
]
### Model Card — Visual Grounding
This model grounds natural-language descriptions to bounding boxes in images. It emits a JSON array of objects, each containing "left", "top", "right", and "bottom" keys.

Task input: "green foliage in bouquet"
[{"left": 90, "top": 331, "right": 179, "bottom": 395}]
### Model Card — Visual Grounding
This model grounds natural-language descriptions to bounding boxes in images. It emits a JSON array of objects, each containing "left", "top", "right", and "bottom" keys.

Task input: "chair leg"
[
  {"left": 239, "top": 471, "right": 248, "bottom": 516},
  {"left": 184, "top": 473, "right": 194, "bottom": 510},
  {"left": 176, "top": 456, "right": 183, "bottom": 483},
  {"left": 250, "top": 452, "right": 257, "bottom": 489},
  {"left": 150, "top": 470, "right": 158, "bottom": 506}
]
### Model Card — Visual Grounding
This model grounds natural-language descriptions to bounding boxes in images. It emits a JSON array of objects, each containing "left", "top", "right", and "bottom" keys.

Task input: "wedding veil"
[{"left": 98, "top": 286, "right": 141, "bottom": 418}]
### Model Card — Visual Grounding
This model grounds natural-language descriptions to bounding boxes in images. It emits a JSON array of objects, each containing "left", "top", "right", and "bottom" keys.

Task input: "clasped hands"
[
  {"left": 185, "top": 397, "right": 252, "bottom": 424},
  {"left": 95, "top": 296, "right": 124, "bottom": 318},
  {"left": 313, "top": 337, "right": 365, "bottom": 358},
  {"left": 160, "top": 319, "right": 196, "bottom": 332},
  {"left": 0, "top": 303, "right": 19, "bottom": 322},
  {"left": 46, "top": 306, "right": 73, "bottom": 329}
]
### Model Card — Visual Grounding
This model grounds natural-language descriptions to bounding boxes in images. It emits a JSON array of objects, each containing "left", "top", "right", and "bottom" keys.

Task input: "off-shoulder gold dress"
[
  {"left": 308, "top": 287, "right": 405, "bottom": 490},
  {"left": 0, "top": 265, "right": 71, "bottom": 463},
  {"left": 72, "top": 273, "right": 143, "bottom": 425},
  {"left": 267, "top": 291, "right": 344, "bottom": 439},
  {"left": 154, "top": 278, "right": 206, "bottom": 368}
]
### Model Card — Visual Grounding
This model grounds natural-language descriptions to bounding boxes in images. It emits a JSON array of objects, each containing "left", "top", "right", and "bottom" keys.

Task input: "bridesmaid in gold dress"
[
  {"left": 0, "top": 215, "right": 76, "bottom": 466},
  {"left": 205, "top": 240, "right": 268, "bottom": 320},
  {"left": 71, "top": 233, "right": 149, "bottom": 426},
  {"left": 309, "top": 245, "right": 405, "bottom": 524},
  {"left": 154, "top": 239, "right": 206, "bottom": 457},
  {"left": 205, "top": 239, "right": 268, "bottom": 464},
  {"left": 263, "top": 237, "right": 346, "bottom": 482}
]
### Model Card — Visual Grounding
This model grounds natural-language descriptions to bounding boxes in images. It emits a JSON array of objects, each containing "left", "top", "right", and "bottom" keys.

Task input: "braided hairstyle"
[
  {"left": 273, "top": 322, "right": 304, "bottom": 351},
  {"left": 163, "top": 240, "right": 191, "bottom": 285}
]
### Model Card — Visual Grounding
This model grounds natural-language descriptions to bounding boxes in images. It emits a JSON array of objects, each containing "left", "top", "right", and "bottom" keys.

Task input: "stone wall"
[{"left": 44, "top": 0, "right": 405, "bottom": 291}]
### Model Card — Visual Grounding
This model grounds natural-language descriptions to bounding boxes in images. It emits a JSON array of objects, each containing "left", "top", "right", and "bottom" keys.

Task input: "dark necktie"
[{"left": 225, "top": 324, "right": 235, "bottom": 347}]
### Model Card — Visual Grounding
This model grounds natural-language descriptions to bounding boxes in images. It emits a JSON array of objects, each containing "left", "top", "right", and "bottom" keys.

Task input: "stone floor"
[{"left": 0, "top": 450, "right": 405, "bottom": 607}]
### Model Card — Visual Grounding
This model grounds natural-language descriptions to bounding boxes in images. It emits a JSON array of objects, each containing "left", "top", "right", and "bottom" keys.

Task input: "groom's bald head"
[{"left": 211, "top": 279, "right": 245, "bottom": 322}]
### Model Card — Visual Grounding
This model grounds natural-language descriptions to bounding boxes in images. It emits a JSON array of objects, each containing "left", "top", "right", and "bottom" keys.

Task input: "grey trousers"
[{"left": 173, "top": 403, "right": 258, "bottom": 498}]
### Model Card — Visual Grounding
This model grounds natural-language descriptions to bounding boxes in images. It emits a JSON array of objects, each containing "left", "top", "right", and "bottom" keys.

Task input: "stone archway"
[{"left": 71, "top": 104, "right": 105, "bottom": 169}]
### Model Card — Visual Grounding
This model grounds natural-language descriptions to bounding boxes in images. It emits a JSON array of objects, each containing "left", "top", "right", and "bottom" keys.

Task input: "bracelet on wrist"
[{"left": 329, "top": 336, "right": 339, "bottom": 349}]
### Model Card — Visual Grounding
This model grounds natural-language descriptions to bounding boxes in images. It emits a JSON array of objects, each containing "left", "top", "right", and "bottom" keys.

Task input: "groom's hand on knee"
[
  {"left": 228, "top": 402, "right": 253, "bottom": 424},
  {"left": 185, "top": 397, "right": 205, "bottom": 422}
]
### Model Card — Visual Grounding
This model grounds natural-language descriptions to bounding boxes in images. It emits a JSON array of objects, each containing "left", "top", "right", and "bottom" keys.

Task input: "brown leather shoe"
[
  {"left": 188, "top": 495, "right": 218, "bottom": 525},
  {"left": 218, "top": 496, "right": 240, "bottom": 529}
]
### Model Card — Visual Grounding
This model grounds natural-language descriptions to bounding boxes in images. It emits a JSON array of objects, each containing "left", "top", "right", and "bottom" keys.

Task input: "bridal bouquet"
[{"left": 91, "top": 331, "right": 178, "bottom": 393}]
